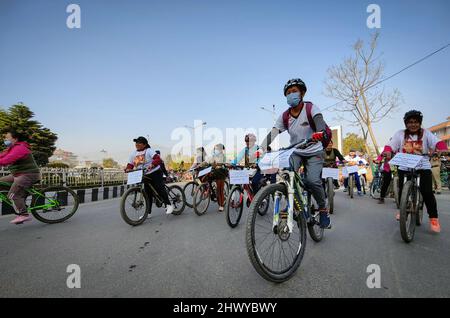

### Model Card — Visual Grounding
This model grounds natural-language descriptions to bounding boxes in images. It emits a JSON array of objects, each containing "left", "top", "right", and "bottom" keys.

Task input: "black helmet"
[
  {"left": 284, "top": 78, "right": 307, "bottom": 96},
  {"left": 403, "top": 110, "right": 423, "bottom": 124}
]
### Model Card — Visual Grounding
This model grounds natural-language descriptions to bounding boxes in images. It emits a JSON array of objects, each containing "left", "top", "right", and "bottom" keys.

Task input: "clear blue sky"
[{"left": 1, "top": 0, "right": 449, "bottom": 164}]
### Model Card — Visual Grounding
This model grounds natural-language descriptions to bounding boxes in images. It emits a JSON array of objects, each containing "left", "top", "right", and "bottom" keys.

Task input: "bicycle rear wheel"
[
  {"left": 246, "top": 183, "right": 307, "bottom": 283},
  {"left": 225, "top": 185, "right": 244, "bottom": 228},
  {"left": 393, "top": 176, "right": 400, "bottom": 208},
  {"left": 167, "top": 184, "right": 186, "bottom": 215},
  {"left": 193, "top": 183, "right": 210, "bottom": 216},
  {"left": 307, "top": 193, "right": 324, "bottom": 242},
  {"left": 30, "top": 186, "right": 79, "bottom": 224},
  {"left": 183, "top": 181, "right": 197, "bottom": 208},
  {"left": 416, "top": 192, "right": 424, "bottom": 226},
  {"left": 399, "top": 181, "right": 416, "bottom": 243},
  {"left": 120, "top": 187, "right": 149, "bottom": 226},
  {"left": 326, "top": 178, "right": 334, "bottom": 214}
]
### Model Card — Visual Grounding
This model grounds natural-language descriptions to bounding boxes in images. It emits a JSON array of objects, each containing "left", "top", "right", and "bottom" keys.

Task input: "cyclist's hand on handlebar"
[{"left": 311, "top": 131, "right": 324, "bottom": 142}]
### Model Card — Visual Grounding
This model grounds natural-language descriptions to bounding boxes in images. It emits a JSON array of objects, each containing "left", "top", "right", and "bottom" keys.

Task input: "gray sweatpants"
[
  {"left": 0, "top": 173, "right": 41, "bottom": 214},
  {"left": 290, "top": 151, "right": 326, "bottom": 209}
]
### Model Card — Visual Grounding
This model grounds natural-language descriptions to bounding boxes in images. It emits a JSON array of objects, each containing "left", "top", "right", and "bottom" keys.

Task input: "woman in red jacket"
[{"left": 0, "top": 130, "right": 41, "bottom": 224}]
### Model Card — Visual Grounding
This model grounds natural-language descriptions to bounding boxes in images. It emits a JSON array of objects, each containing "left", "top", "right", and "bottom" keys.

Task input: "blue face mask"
[
  {"left": 4, "top": 140, "right": 12, "bottom": 147},
  {"left": 286, "top": 92, "right": 302, "bottom": 108}
]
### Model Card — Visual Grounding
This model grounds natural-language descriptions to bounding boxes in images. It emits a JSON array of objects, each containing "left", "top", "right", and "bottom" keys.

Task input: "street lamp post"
[
  {"left": 184, "top": 121, "right": 207, "bottom": 159},
  {"left": 260, "top": 105, "right": 277, "bottom": 125}
]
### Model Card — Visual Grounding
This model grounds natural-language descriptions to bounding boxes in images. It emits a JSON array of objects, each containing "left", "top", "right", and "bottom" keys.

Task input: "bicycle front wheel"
[
  {"left": 370, "top": 178, "right": 381, "bottom": 199},
  {"left": 399, "top": 181, "right": 416, "bottom": 243},
  {"left": 30, "top": 186, "right": 79, "bottom": 224},
  {"left": 193, "top": 183, "right": 211, "bottom": 216},
  {"left": 225, "top": 185, "right": 244, "bottom": 228},
  {"left": 246, "top": 183, "right": 307, "bottom": 283},
  {"left": 349, "top": 175, "right": 354, "bottom": 199},
  {"left": 120, "top": 187, "right": 149, "bottom": 226}
]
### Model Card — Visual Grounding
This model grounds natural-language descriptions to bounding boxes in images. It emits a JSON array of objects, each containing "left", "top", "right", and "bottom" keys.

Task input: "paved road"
[{"left": 1, "top": 188, "right": 449, "bottom": 298}]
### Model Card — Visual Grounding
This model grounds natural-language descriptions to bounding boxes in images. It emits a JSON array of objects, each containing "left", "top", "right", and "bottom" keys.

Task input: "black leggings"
[
  {"left": 144, "top": 170, "right": 170, "bottom": 212},
  {"left": 380, "top": 171, "right": 392, "bottom": 199},
  {"left": 398, "top": 169, "right": 438, "bottom": 218}
]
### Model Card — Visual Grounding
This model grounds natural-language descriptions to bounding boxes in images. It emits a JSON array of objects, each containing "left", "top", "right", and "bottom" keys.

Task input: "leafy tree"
[
  {"left": 0, "top": 103, "right": 58, "bottom": 166},
  {"left": 46, "top": 161, "right": 70, "bottom": 169},
  {"left": 102, "top": 157, "right": 120, "bottom": 168},
  {"left": 343, "top": 133, "right": 366, "bottom": 155}
]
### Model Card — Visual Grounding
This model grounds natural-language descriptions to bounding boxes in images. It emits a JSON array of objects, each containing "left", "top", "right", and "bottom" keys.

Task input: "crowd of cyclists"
[
  {"left": 2, "top": 78, "right": 449, "bottom": 236},
  {"left": 116, "top": 78, "right": 448, "bottom": 236}
]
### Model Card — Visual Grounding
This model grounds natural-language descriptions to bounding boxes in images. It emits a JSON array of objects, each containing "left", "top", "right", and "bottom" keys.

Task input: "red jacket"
[{"left": 0, "top": 141, "right": 33, "bottom": 166}]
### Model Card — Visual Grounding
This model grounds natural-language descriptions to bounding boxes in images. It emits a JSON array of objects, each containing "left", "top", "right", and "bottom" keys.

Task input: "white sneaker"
[
  {"left": 166, "top": 205, "right": 174, "bottom": 215},
  {"left": 218, "top": 206, "right": 224, "bottom": 212}
]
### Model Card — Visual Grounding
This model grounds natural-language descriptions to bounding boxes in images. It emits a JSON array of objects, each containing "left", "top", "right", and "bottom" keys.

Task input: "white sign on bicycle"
[
  {"left": 322, "top": 168, "right": 339, "bottom": 180},
  {"left": 342, "top": 167, "right": 349, "bottom": 178},
  {"left": 229, "top": 170, "right": 250, "bottom": 185},
  {"left": 198, "top": 166, "right": 212, "bottom": 177},
  {"left": 358, "top": 168, "right": 368, "bottom": 175},
  {"left": 258, "top": 148, "right": 296, "bottom": 170},
  {"left": 127, "top": 170, "right": 143, "bottom": 185},
  {"left": 388, "top": 153, "right": 423, "bottom": 169},
  {"left": 346, "top": 165, "right": 359, "bottom": 174}
]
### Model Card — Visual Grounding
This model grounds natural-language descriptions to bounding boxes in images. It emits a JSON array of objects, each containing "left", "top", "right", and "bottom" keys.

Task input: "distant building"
[
  {"left": 49, "top": 148, "right": 79, "bottom": 167},
  {"left": 330, "top": 126, "right": 343, "bottom": 152},
  {"left": 428, "top": 116, "right": 450, "bottom": 148}
]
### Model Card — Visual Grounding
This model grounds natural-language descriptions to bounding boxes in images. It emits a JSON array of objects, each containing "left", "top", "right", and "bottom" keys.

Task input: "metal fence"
[{"left": 0, "top": 168, "right": 127, "bottom": 188}]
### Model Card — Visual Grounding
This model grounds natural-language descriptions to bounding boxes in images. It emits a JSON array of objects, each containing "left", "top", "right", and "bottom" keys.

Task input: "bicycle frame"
[
  {"left": 0, "top": 181, "right": 60, "bottom": 212},
  {"left": 272, "top": 167, "right": 309, "bottom": 234},
  {"left": 402, "top": 168, "right": 421, "bottom": 202},
  {"left": 139, "top": 176, "right": 166, "bottom": 206}
]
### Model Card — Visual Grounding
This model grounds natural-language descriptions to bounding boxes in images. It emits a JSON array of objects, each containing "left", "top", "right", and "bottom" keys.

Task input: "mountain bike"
[
  {"left": 370, "top": 164, "right": 383, "bottom": 199},
  {"left": 246, "top": 137, "right": 326, "bottom": 283},
  {"left": 120, "top": 170, "right": 186, "bottom": 226},
  {"left": 0, "top": 181, "right": 79, "bottom": 224},
  {"left": 396, "top": 166, "right": 425, "bottom": 243},
  {"left": 225, "top": 165, "right": 271, "bottom": 228},
  {"left": 192, "top": 165, "right": 229, "bottom": 216},
  {"left": 184, "top": 167, "right": 229, "bottom": 210},
  {"left": 322, "top": 163, "right": 339, "bottom": 214}
]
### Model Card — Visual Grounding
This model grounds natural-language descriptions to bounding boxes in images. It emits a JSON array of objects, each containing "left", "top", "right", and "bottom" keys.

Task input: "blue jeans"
[{"left": 344, "top": 172, "right": 362, "bottom": 192}]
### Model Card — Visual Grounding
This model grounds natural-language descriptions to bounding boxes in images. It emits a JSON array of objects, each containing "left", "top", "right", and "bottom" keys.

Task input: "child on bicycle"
[
  {"left": 382, "top": 110, "right": 448, "bottom": 233},
  {"left": 0, "top": 129, "right": 41, "bottom": 224},
  {"left": 125, "top": 136, "right": 174, "bottom": 215},
  {"left": 260, "top": 78, "right": 331, "bottom": 229},
  {"left": 231, "top": 133, "right": 264, "bottom": 195},
  {"left": 374, "top": 153, "right": 393, "bottom": 204},
  {"left": 343, "top": 150, "right": 364, "bottom": 196}
]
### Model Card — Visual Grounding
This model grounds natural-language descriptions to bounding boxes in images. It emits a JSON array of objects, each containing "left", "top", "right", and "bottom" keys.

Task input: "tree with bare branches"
[{"left": 324, "top": 32, "right": 402, "bottom": 156}]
